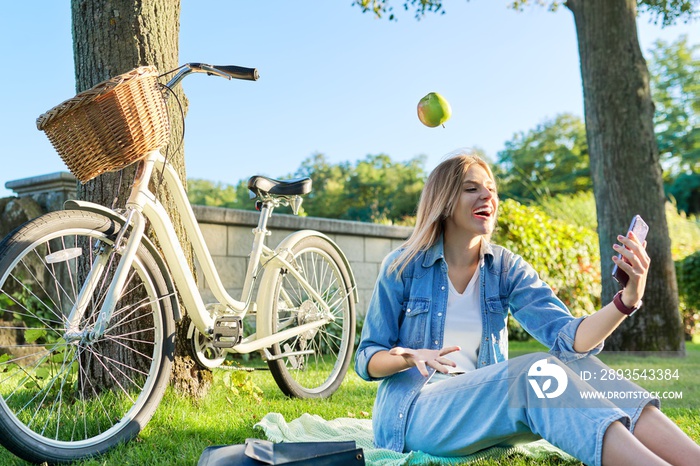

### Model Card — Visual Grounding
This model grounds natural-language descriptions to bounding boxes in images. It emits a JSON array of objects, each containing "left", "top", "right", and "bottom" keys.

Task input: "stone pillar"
[{"left": 5, "top": 171, "right": 77, "bottom": 213}]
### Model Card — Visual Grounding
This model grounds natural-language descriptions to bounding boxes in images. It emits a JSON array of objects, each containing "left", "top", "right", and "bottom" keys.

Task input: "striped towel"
[{"left": 255, "top": 412, "right": 576, "bottom": 465}]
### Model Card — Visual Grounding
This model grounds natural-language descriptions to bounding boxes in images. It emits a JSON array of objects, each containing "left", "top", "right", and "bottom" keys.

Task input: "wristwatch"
[{"left": 613, "top": 290, "right": 642, "bottom": 316}]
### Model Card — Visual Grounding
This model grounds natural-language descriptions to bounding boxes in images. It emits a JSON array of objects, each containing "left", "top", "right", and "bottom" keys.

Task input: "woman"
[{"left": 355, "top": 150, "right": 700, "bottom": 466}]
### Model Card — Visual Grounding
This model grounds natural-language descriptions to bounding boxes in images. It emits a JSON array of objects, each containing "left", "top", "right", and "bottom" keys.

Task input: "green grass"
[{"left": 0, "top": 341, "right": 698, "bottom": 465}]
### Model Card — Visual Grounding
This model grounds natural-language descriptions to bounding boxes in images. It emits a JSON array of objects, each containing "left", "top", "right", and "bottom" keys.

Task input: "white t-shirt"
[{"left": 443, "top": 266, "right": 482, "bottom": 373}]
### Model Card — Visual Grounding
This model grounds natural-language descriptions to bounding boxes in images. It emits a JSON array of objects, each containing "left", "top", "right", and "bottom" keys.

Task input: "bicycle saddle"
[{"left": 248, "top": 175, "right": 312, "bottom": 197}]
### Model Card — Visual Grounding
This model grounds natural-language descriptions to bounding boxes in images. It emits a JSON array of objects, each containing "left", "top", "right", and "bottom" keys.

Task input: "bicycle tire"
[
  {"left": 264, "top": 234, "right": 355, "bottom": 398},
  {"left": 0, "top": 210, "right": 175, "bottom": 464}
]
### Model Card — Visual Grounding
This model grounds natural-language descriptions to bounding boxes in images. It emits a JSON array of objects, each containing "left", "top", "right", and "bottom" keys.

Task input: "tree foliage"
[
  {"left": 295, "top": 153, "right": 426, "bottom": 223},
  {"left": 649, "top": 35, "right": 700, "bottom": 213},
  {"left": 539, "top": 190, "right": 700, "bottom": 338},
  {"left": 191, "top": 35, "right": 700, "bottom": 218},
  {"left": 188, "top": 153, "right": 427, "bottom": 224},
  {"left": 352, "top": 0, "right": 446, "bottom": 21},
  {"left": 187, "top": 178, "right": 251, "bottom": 210},
  {"left": 352, "top": 0, "right": 696, "bottom": 352},
  {"left": 637, "top": 0, "right": 700, "bottom": 25},
  {"left": 495, "top": 113, "right": 590, "bottom": 202},
  {"left": 667, "top": 174, "right": 700, "bottom": 214},
  {"left": 353, "top": 0, "right": 699, "bottom": 24},
  {"left": 650, "top": 35, "right": 700, "bottom": 175},
  {"left": 493, "top": 38, "right": 699, "bottom": 213},
  {"left": 493, "top": 199, "right": 601, "bottom": 316}
]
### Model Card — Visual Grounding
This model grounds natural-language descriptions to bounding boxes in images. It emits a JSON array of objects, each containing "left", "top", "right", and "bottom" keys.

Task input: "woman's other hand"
[{"left": 389, "top": 346, "right": 461, "bottom": 377}]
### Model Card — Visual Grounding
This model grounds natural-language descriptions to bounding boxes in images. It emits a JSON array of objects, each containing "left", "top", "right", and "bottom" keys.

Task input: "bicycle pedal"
[{"left": 211, "top": 316, "right": 242, "bottom": 348}]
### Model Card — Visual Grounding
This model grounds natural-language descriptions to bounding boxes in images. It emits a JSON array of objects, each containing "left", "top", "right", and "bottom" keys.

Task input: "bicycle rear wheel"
[
  {"left": 0, "top": 210, "right": 175, "bottom": 464},
  {"left": 265, "top": 235, "right": 355, "bottom": 398}
]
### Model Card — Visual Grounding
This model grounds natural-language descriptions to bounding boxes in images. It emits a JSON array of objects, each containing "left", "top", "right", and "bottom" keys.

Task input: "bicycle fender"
[
  {"left": 255, "top": 229, "right": 358, "bottom": 343},
  {"left": 268, "top": 229, "right": 358, "bottom": 304},
  {"left": 63, "top": 200, "right": 182, "bottom": 322}
]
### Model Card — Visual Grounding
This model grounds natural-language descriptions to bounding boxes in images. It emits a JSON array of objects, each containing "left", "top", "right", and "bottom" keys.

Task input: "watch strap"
[{"left": 613, "top": 290, "right": 641, "bottom": 316}]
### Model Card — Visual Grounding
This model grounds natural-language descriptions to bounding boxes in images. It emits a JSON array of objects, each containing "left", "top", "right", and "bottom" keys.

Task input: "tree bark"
[
  {"left": 566, "top": 0, "right": 684, "bottom": 352},
  {"left": 71, "top": 0, "right": 212, "bottom": 395}
]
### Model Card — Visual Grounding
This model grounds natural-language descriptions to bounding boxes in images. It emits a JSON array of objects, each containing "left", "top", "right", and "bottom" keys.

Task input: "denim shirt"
[{"left": 354, "top": 236, "right": 603, "bottom": 452}]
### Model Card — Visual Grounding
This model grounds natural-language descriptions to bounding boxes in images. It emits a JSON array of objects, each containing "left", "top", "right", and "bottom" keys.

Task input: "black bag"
[{"left": 197, "top": 438, "right": 365, "bottom": 466}]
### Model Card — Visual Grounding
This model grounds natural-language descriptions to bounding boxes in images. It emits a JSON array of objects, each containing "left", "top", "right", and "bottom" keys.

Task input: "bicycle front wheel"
[
  {"left": 265, "top": 235, "right": 355, "bottom": 398},
  {"left": 0, "top": 210, "right": 175, "bottom": 464}
]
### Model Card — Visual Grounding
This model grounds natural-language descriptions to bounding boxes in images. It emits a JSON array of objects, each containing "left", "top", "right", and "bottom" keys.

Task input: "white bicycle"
[{"left": 0, "top": 63, "right": 357, "bottom": 464}]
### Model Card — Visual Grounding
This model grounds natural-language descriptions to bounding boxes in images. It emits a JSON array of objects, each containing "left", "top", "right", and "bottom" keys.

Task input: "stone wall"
[
  {"left": 193, "top": 205, "right": 412, "bottom": 319},
  {"left": 5, "top": 172, "right": 413, "bottom": 319}
]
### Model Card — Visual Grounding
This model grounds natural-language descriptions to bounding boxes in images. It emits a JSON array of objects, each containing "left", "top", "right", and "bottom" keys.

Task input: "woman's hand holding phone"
[{"left": 611, "top": 215, "right": 651, "bottom": 309}]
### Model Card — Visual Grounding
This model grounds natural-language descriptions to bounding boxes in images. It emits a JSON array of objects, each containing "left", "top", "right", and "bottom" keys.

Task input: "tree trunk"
[
  {"left": 566, "top": 0, "right": 684, "bottom": 352},
  {"left": 71, "top": 0, "right": 212, "bottom": 395}
]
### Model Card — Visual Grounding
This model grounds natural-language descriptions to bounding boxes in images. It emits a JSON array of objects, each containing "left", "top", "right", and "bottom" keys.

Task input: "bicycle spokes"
[{"left": 0, "top": 216, "right": 173, "bottom": 458}]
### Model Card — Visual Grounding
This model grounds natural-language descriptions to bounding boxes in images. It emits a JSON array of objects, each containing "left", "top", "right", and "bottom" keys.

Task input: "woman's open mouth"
[{"left": 473, "top": 206, "right": 493, "bottom": 220}]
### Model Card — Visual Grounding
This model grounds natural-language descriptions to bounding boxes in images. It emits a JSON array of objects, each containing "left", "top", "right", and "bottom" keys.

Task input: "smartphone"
[{"left": 612, "top": 215, "right": 649, "bottom": 287}]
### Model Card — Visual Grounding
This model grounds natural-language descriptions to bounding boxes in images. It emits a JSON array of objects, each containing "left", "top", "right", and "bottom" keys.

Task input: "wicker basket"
[{"left": 36, "top": 66, "right": 171, "bottom": 183}]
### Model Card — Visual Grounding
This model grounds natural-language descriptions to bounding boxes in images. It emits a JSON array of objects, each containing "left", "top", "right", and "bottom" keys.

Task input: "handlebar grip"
[{"left": 216, "top": 65, "right": 260, "bottom": 81}]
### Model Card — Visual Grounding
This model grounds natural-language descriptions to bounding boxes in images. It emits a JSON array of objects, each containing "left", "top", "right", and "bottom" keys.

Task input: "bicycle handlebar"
[
  {"left": 164, "top": 62, "right": 259, "bottom": 89},
  {"left": 213, "top": 65, "right": 259, "bottom": 81},
  {"left": 190, "top": 63, "right": 259, "bottom": 81}
]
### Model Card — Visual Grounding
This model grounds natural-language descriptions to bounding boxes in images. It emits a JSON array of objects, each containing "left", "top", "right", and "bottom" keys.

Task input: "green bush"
[
  {"left": 493, "top": 199, "right": 602, "bottom": 318},
  {"left": 675, "top": 234, "right": 700, "bottom": 300},
  {"left": 537, "top": 190, "right": 598, "bottom": 231},
  {"left": 539, "top": 191, "right": 700, "bottom": 263},
  {"left": 666, "top": 201, "right": 700, "bottom": 262},
  {"left": 355, "top": 192, "right": 700, "bottom": 342},
  {"left": 677, "top": 251, "right": 700, "bottom": 339},
  {"left": 665, "top": 204, "right": 700, "bottom": 338},
  {"left": 539, "top": 191, "right": 700, "bottom": 338}
]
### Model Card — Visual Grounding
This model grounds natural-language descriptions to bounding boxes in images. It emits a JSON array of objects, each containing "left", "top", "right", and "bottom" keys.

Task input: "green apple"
[{"left": 417, "top": 92, "right": 452, "bottom": 127}]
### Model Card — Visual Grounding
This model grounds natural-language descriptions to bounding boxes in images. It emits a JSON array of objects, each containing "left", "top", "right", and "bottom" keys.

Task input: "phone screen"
[{"left": 612, "top": 215, "right": 649, "bottom": 287}]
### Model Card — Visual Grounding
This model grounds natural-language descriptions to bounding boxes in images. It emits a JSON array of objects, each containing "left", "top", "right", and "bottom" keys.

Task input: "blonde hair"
[{"left": 389, "top": 149, "right": 497, "bottom": 276}]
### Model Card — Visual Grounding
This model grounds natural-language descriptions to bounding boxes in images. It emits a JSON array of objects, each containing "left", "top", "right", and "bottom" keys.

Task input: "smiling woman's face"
[{"left": 444, "top": 164, "right": 499, "bottom": 239}]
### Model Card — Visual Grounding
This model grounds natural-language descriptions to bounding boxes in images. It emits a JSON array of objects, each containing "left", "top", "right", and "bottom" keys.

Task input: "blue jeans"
[{"left": 404, "top": 352, "right": 659, "bottom": 466}]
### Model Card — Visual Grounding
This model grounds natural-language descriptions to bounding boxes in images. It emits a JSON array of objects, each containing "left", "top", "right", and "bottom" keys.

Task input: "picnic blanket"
[{"left": 255, "top": 412, "right": 576, "bottom": 465}]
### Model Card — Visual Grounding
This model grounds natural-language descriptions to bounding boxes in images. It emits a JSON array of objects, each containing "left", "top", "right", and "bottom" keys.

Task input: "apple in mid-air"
[{"left": 417, "top": 92, "right": 452, "bottom": 127}]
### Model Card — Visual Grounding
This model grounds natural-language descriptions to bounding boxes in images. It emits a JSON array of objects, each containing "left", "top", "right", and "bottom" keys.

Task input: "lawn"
[{"left": 0, "top": 339, "right": 698, "bottom": 465}]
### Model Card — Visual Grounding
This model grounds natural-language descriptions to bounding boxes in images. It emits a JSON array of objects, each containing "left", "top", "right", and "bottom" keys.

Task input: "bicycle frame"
[
  {"left": 0, "top": 62, "right": 360, "bottom": 466},
  {"left": 68, "top": 149, "right": 338, "bottom": 354}
]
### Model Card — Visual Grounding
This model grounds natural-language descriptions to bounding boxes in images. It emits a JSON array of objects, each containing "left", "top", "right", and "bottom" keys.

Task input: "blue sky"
[{"left": 1, "top": 1, "right": 698, "bottom": 198}]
